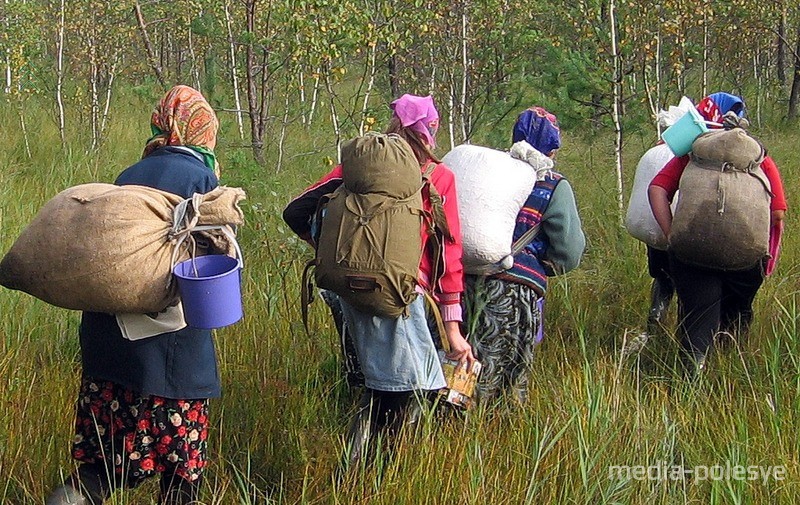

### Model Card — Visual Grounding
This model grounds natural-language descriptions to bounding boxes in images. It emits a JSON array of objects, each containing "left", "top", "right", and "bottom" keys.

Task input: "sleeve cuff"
[{"left": 438, "top": 302, "right": 463, "bottom": 322}]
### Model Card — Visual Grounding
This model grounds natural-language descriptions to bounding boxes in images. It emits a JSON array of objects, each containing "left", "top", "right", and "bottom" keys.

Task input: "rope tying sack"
[{"left": 168, "top": 193, "right": 242, "bottom": 287}]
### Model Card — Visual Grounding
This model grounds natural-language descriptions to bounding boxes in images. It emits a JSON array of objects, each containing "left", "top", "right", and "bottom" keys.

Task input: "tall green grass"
[{"left": 0, "top": 92, "right": 798, "bottom": 504}]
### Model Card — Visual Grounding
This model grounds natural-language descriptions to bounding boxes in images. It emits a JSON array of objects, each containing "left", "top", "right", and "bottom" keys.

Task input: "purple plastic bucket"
[{"left": 173, "top": 255, "right": 243, "bottom": 329}]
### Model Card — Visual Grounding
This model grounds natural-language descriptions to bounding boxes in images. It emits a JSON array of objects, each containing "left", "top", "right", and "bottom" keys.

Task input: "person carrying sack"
[
  {"left": 648, "top": 96, "right": 787, "bottom": 377},
  {"left": 634, "top": 93, "right": 748, "bottom": 338},
  {"left": 46, "top": 85, "right": 223, "bottom": 505},
  {"left": 282, "top": 94, "right": 474, "bottom": 471},
  {"left": 462, "top": 106, "right": 585, "bottom": 405}
]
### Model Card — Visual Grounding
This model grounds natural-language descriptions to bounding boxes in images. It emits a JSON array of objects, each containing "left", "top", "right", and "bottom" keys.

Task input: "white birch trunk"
[
  {"left": 3, "top": 0, "right": 8, "bottom": 93},
  {"left": 277, "top": 87, "right": 290, "bottom": 172},
  {"left": 56, "top": 0, "right": 66, "bottom": 148},
  {"left": 448, "top": 78, "right": 456, "bottom": 150},
  {"left": 428, "top": 45, "right": 436, "bottom": 93},
  {"left": 656, "top": 27, "right": 662, "bottom": 135},
  {"left": 702, "top": 1, "right": 709, "bottom": 97},
  {"left": 298, "top": 68, "right": 306, "bottom": 126},
  {"left": 308, "top": 67, "right": 320, "bottom": 126},
  {"left": 17, "top": 102, "right": 31, "bottom": 158},
  {"left": 4, "top": 52, "right": 9, "bottom": 94},
  {"left": 224, "top": 0, "right": 244, "bottom": 140},
  {"left": 609, "top": 0, "right": 624, "bottom": 223},
  {"left": 99, "top": 60, "right": 117, "bottom": 145},
  {"left": 643, "top": 63, "right": 657, "bottom": 133},
  {"left": 324, "top": 70, "right": 341, "bottom": 162},
  {"left": 358, "top": 42, "right": 377, "bottom": 135},
  {"left": 90, "top": 55, "right": 99, "bottom": 151},
  {"left": 459, "top": 2, "right": 469, "bottom": 142},
  {"left": 755, "top": 52, "right": 763, "bottom": 128}
]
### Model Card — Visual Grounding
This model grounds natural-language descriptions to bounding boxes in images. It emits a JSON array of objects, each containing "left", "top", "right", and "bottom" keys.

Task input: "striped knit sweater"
[{"left": 495, "top": 173, "right": 562, "bottom": 295}]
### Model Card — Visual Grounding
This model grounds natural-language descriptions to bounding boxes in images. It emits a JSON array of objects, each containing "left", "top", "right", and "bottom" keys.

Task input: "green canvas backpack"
[{"left": 301, "top": 133, "right": 451, "bottom": 327}]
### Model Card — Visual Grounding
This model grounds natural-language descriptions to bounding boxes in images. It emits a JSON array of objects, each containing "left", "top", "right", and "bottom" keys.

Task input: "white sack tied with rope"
[
  {"left": 0, "top": 183, "right": 246, "bottom": 313},
  {"left": 443, "top": 141, "right": 549, "bottom": 274}
]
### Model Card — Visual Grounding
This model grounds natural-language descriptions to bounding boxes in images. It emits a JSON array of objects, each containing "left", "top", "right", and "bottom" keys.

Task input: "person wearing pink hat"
[{"left": 283, "top": 93, "right": 472, "bottom": 471}]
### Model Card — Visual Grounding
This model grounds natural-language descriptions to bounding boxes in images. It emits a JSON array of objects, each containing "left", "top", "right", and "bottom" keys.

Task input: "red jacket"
[
  {"left": 282, "top": 160, "right": 465, "bottom": 321},
  {"left": 651, "top": 154, "right": 787, "bottom": 212}
]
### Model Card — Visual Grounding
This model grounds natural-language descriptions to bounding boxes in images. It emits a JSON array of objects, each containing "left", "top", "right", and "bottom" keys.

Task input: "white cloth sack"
[
  {"left": 624, "top": 143, "right": 677, "bottom": 249},
  {"left": 655, "top": 96, "right": 695, "bottom": 130},
  {"left": 442, "top": 143, "right": 540, "bottom": 272},
  {"left": 624, "top": 98, "right": 692, "bottom": 249}
]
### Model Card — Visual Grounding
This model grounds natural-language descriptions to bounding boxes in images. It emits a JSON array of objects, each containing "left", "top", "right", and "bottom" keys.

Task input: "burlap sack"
[
  {"left": 0, "top": 183, "right": 246, "bottom": 313},
  {"left": 691, "top": 128, "right": 764, "bottom": 171},
  {"left": 670, "top": 161, "right": 771, "bottom": 271}
]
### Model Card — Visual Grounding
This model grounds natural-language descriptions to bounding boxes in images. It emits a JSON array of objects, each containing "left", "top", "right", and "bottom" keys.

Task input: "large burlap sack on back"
[
  {"left": 624, "top": 144, "right": 676, "bottom": 249},
  {"left": 442, "top": 144, "right": 536, "bottom": 273},
  {"left": 0, "top": 183, "right": 246, "bottom": 313},
  {"left": 670, "top": 129, "right": 770, "bottom": 271}
]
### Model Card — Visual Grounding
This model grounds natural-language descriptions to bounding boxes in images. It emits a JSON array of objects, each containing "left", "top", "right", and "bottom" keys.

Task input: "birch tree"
[{"left": 1, "top": 0, "right": 42, "bottom": 157}]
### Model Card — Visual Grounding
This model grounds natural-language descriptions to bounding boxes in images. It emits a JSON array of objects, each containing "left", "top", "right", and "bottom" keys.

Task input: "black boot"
[
  {"left": 680, "top": 345, "right": 709, "bottom": 380},
  {"left": 647, "top": 277, "right": 674, "bottom": 335},
  {"left": 45, "top": 484, "right": 92, "bottom": 505},
  {"left": 159, "top": 473, "right": 202, "bottom": 505},
  {"left": 46, "top": 464, "right": 111, "bottom": 505},
  {"left": 340, "top": 390, "right": 377, "bottom": 475},
  {"left": 321, "top": 289, "right": 364, "bottom": 388}
]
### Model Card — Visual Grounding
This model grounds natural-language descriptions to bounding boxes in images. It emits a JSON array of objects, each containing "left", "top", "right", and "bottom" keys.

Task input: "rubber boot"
[
  {"left": 159, "top": 473, "right": 202, "bottom": 505},
  {"left": 45, "top": 484, "right": 92, "bottom": 505},
  {"left": 647, "top": 277, "right": 674, "bottom": 335},
  {"left": 321, "top": 289, "right": 364, "bottom": 388},
  {"left": 340, "top": 390, "right": 377, "bottom": 475},
  {"left": 46, "top": 464, "right": 111, "bottom": 505},
  {"left": 680, "top": 345, "right": 709, "bottom": 380}
]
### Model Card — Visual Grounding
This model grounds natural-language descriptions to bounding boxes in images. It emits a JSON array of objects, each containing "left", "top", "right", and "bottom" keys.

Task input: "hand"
[
  {"left": 443, "top": 321, "right": 476, "bottom": 371},
  {"left": 722, "top": 111, "right": 750, "bottom": 130},
  {"left": 771, "top": 209, "right": 785, "bottom": 225}
]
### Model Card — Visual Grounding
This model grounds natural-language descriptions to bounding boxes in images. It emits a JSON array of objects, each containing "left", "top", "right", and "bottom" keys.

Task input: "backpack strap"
[
  {"left": 300, "top": 258, "right": 317, "bottom": 335},
  {"left": 421, "top": 162, "right": 453, "bottom": 289},
  {"left": 422, "top": 162, "right": 453, "bottom": 242},
  {"left": 510, "top": 222, "right": 542, "bottom": 256},
  {"left": 423, "top": 291, "right": 450, "bottom": 352}
]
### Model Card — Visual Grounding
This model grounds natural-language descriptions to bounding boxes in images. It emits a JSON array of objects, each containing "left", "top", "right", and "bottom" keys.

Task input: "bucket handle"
[
  {"left": 169, "top": 224, "right": 243, "bottom": 286},
  {"left": 191, "top": 224, "right": 244, "bottom": 269}
]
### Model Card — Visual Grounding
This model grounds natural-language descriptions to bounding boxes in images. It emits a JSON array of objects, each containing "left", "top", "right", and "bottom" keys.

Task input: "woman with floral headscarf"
[
  {"left": 46, "top": 86, "right": 221, "bottom": 505},
  {"left": 462, "top": 106, "right": 585, "bottom": 405},
  {"left": 283, "top": 93, "right": 473, "bottom": 471},
  {"left": 649, "top": 92, "right": 787, "bottom": 377}
]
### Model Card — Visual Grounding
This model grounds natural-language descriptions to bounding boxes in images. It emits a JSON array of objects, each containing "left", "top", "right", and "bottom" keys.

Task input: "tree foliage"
[{"left": 2, "top": 0, "right": 798, "bottom": 159}]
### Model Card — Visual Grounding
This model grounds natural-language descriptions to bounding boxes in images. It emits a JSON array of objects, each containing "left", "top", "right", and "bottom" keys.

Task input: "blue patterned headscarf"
[{"left": 512, "top": 106, "right": 561, "bottom": 156}]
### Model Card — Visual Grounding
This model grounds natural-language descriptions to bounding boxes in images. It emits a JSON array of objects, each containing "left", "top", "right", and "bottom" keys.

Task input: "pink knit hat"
[{"left": 390, "top": 94, "right": 440, "bottom": 147}]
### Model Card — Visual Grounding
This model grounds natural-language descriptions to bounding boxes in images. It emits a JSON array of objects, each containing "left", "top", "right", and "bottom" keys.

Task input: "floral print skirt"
[{"left": 71, "top": 377, "right": 209, "bottom": 484}]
